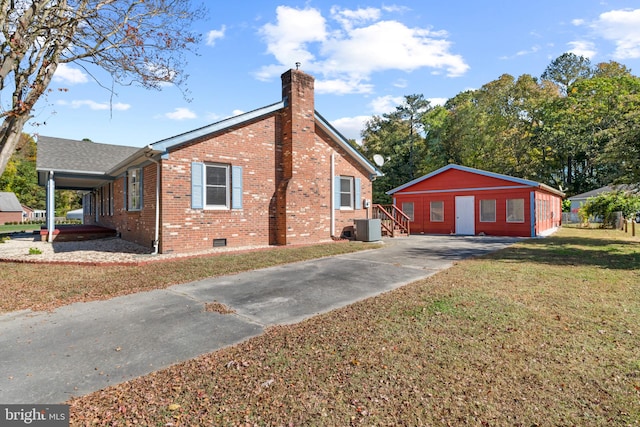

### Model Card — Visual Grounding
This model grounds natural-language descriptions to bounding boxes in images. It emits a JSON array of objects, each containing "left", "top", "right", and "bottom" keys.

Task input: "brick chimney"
[
  {"left": 280, "top": 69, "right": 314, "bottom": 174},
  {"left": 274, "top": 69, "right": 326, "bottom": 245}
]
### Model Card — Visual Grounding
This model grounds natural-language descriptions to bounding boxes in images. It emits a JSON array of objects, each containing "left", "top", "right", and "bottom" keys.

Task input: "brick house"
[
  {"left": 36, "top": 69, "right": 382, "bottom": 253},
  {"left": 0, "top": 192, "right": 23, "bottom": 224},
  {"left": 387, "top": 164, "right": 564, "bottom": 237}
]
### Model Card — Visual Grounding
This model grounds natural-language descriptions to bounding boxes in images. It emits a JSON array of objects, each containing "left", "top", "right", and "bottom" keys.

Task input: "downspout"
[
  {"left": 147, "top": 156, "right": 161, "bottom": 255},
  {"left": 330, "top": 152, "right": 335, "bottom": 237}
]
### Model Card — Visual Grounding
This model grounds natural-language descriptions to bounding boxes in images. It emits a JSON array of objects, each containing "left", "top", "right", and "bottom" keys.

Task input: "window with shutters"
[
  {"left": 191, "top": 162, "right": 242, "bottom": 210},
  {"left": 340, "top": 176, "right": 354, "bottom": 209},
  {"left": 205, "top": 164, "right": 230, "bottom": 209}
]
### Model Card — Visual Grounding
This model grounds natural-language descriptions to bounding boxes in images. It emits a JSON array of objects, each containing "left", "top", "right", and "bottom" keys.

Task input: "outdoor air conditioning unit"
[{"left": 354, "top": 218, "right": 381, "bottom": 242}]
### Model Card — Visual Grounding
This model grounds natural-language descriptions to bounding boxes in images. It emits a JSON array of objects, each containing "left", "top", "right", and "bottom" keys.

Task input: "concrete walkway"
[{"left": 0, "top": 235, "right": 519, "bottom": 404}]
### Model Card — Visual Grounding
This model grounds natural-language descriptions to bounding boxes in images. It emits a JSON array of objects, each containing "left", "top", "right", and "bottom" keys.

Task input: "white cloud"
[
  {"left": 231, "top": 109, "right": 244, "bottom": 116},
  {"left": 256, "top": 6, "right": 469, "bottom": 94},
  {"left": 591, "top": 8, "right": 640, "bottom": 59},
  {"left": 330, "top": 6, "right": 380, "bottom": 31},
  {"left": 567, "top": 40, "right": 597, "bottom": 59},
  {"left": 53, "top": 63, "right": 88, "bottom": 84},
  {"left": 332, "top": 115, "right": 371, "bottom": 143},
  {"left": 258, "top": 6, "right": 327, "bottom": 70},
  {"left": 164, "top": 107, "right": 197, "bottom": 120},
  {"left": 370, "top": 95, "right": 404, "bottom": 114},
  {"left": 428, "top": 97, "right": 448, "bottom": 106},
  {"left": 206, "top": 26, "right": 226, "bottom": 46},
  {"left": 572, "top": 18, "right": 585, "bottom": 26},
  {"left": 393, "top": 79, "right": 408, "bottom": 88},
  {"left": 58, "top": 99, "right": 130, "bottom": 111},
  {"left": 500, "top": 45, "right": 540, "bottom": 60},
  {"left": 315, "top": 78, "right": 374, "bottom": 95}
]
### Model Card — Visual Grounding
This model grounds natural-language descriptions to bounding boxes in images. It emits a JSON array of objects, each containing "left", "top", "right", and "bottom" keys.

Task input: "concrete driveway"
[{"left": 0, "top": 234, "right": 519, "bottom": 404}]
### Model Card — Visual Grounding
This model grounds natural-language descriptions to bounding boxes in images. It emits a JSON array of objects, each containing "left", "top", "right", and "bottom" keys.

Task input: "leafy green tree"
[
  {"left": 427, "top": 74, "right": 560, "bottom": 185},
  {"left": 361, "top": 94, "right": 431, "bottom": 203},
  {"left": 0, "top": 133, "right": 79, "bottom": 212},
  {"left": 579, "top": 191, "right": 640, "bottom": 227},
  {"left": 593, "top": 61, "right": 633, "bottom": 78},
  {"left": 543, "top": 74, "right": 640, "bottom": 195},
  {"left": 541, "top": 53, "right": 593, "bottom": 95}
]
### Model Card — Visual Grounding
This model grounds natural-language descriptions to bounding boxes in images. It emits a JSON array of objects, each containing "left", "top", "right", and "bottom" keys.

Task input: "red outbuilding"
[{"left": 386, "top": 164, "right": 564, "bottom": 238}]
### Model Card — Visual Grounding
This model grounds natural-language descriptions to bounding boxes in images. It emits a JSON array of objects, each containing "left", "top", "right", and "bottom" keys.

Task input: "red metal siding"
[{"left": 392, "top": 168, "right": 562, "bottom": 237}]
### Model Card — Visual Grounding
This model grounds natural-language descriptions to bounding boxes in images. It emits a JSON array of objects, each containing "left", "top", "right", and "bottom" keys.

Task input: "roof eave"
[
  {"left": 314, "top": 111, "right": 383, "bottom": 178},
  {"left": 107, "top": 146, "right": 163, "bottom": 176},
  {"left": 387, "top": 164, "right": 566, "bottom": 196},
  {"left": 152, "top": 101, "right": 286, "bottom": 153}
]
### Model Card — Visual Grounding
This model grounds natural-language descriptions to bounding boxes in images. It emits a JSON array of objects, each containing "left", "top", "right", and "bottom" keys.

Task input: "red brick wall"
[
  {"left": 86, "top": 163, "right": 158, "bottom": 249},
  {"left": 84, "top": 69, "right": 374, "bottom": 254},
  {"left": 0, "top": 211, "right": 22, "bottom": 224},
  {"left": 158, "top": 118, "right": 279, "bottom": 253},
  {"left": 154, "top": 70, "right": 373, "bottom": 253}
]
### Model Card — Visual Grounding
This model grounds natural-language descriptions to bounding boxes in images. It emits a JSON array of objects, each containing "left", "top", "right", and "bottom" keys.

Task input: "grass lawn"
[
  {"left": 0, "top": 242, "right": 374, "bottom": 313},
  {"left": 0, "top": 223, "right": 41, "bottom": 234},
  {"left": 6, "top": 227, "right": 640, "bottom": 425}
]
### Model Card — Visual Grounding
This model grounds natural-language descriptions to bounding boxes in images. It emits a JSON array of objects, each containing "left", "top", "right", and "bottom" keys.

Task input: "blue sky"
[{"left": 23, "top": 0, "right": 640, "bottom": 147}]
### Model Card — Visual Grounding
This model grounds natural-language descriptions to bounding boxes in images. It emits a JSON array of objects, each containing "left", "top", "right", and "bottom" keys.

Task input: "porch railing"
[{"left": 371, "top": 204, "right": 410, "bottom": 237}]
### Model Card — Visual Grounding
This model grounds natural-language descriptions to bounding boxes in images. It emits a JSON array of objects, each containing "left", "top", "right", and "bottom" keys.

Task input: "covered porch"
[
  {"left": 35, "top": 136, "right": 144, "bottom": 243},
  {"left": 38, "top": 224, "right": 118, "bottom": 242}
]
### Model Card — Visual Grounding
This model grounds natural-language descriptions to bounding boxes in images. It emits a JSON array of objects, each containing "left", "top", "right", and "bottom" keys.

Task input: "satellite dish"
[{"left": 373, "top": 154, "right": 385, "bottom": 167}]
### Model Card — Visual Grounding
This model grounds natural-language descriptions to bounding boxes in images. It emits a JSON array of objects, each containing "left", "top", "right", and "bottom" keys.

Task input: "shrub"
[
  {"left": 579, "top": 191, "right": 640, "bottom": 228},
  {"left": 28, "top": 247, "right": 42, "bottom": 255}
]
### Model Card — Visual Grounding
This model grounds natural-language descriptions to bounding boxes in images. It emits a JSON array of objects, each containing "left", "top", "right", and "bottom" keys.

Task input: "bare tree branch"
[{"left": 0, "top": 0, "right": 205, "bottom": 175}]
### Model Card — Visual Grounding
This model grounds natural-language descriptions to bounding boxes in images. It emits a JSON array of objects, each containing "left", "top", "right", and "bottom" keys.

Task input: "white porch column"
[{"left": 46, "top": 171, "right": 55, "bottom": 242}]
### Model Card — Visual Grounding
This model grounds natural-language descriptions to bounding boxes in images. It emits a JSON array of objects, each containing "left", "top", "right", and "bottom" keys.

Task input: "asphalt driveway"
[{"left": 0, "top": 234, "right": 519, "bottom": 404}]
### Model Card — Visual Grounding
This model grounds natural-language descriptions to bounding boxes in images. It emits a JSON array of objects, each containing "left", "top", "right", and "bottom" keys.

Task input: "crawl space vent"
[{"left": 213, "top": 238, "right": 227, "bottom": 247}]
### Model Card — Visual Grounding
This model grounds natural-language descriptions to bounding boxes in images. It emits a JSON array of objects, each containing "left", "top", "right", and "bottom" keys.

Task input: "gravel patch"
[{"left": 0, "top": 234, "right": 269, "bottom": 264}]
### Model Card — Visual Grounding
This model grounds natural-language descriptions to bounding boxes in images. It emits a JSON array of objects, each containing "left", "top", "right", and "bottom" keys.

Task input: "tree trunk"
[{"left": 0, "top": 113, "right": 31, "bottom": 177}]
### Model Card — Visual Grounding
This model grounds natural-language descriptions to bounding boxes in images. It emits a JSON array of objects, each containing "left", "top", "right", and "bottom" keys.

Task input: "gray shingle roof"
[
  {"left": 569, "top": 184, "right": 638, "bottom": 200},
  {"left": 36, "top": 136, "right": 140, "bottom": 173},
  {"left": 0, "top": 192, "right": 22, "bottom": 212}
]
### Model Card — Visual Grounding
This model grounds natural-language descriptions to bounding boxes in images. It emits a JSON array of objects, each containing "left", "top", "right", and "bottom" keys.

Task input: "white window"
[
  {"left": 108, "top": 183, "right": 114, "bottom": 216},
  {"left": 402, "top": 202, "right": 415, "bottom": 221},
  {"left": 507, "top": 198, "right": 525, "bottom": 223},
  {"left": 128, "top": 168, "right": 142, "bottom": 211},
  {"left": 480, "top": 199, "right": 496, "bottom": 222},
  {"left": 430, "top": 201, "right": 444, "bottom": 222},
  {"left": 191, "top": 162, "right": 242, "bottom": 210},
  {"left": 340, "top": 176, "right": 354, "bottom": 209},
  {"left": 205, "top": 164, "right": 230, "bottom": 209}
]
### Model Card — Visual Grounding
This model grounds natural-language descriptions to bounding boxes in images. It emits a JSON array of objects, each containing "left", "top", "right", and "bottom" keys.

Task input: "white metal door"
[{"left": 455, "top": 196, "right": 475, "bottom": 235}]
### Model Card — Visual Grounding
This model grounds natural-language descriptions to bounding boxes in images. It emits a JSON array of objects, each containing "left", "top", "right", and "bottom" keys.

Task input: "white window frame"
[
  {"left": 506, "top": 198, "right": 525, "bottom": 223},
  {"left": 430, "top": 201, "right": 444, "bottom": 222},
  {"left": 339, "top": 176, "right": 354, "bottom": 210},
  {"left": 127, "top": 168, "right": 142, "bottom": 211},
  {"left": 402, "top": 202, "right": 415, "bottom": 222},
  {"left": 205, "top": 163, "right": 230, "bottom": 210},
  {"left": 108, "top": 182, "right": 114, "bottom": 216},
  {"left": 480, "top": 199, "right": 496, "bottom": 222}
]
